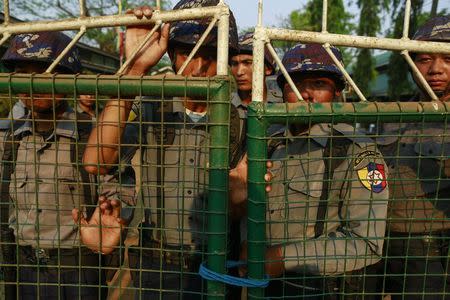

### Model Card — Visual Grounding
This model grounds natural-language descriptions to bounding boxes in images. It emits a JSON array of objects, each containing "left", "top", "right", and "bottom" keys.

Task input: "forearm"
[
  {"left": 84, "top": 99, "right": 133, "bottom": 174},
  {"left": 283, "top": 232, "right": 381, "bottom": 276}
]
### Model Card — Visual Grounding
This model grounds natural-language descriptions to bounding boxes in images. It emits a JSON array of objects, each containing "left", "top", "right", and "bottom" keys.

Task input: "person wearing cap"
[
  {"left": 0, "top": 32, "right": 107, "bottom": 299},
  {"left": 230, "top": 31, "right": 275, "bottom": 116},
  {"left": 233, "top": 43, "right": 388, "bottom": 299},
  {"left": 411, "top": 15, "right": 450, "bottom": 102},
  {"left": 77, "top": 1, "right": 242, "bottom": 298},
  {"left": 377, "top": 16, "right": 450, "bottom": 300},
  {"left": 228, "top": 32, "right": 277, "bottom": 297}
]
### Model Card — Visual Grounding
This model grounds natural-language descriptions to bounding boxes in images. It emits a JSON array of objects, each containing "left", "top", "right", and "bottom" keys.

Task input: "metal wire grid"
[
  {"left": 246, "top": 0, "right": 450, "bottom": 299},
  {"left": 0, "top": 74, "right": 233, "bottom": 299}
]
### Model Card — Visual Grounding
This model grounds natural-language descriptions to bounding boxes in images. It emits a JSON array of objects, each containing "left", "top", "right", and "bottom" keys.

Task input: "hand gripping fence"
[{"left": 0, "top": 0, "right": 450, "bottom": 299}]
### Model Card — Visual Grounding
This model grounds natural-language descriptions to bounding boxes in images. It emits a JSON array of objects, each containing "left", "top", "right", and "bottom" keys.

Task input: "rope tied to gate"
[{"left": 198, "top": 260, "right": 270, "bottom": 288}]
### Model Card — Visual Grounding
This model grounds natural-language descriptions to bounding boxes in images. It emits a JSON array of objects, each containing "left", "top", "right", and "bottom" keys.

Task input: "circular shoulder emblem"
[{"left": 357, "top": 162, "right": 387, "bottom": 193}]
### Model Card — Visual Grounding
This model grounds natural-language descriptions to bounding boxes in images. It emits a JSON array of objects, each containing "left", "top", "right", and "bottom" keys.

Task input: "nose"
[
  {"left": 428, "top": 57, "right": 444, "bottom": 75},
  {"left": 236, "top": 63, "right": 245, "bottom": 76},
  {"left": 299, "top": 88, "right": 311, "bottom": 101},
  {"left": 188, "top": 56, "right": 209, "bottom": 77}
]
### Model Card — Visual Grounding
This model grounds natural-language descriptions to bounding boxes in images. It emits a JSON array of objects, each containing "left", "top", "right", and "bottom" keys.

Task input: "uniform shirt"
[
  {"left": 268, "top": 123, "right": 389, "bottom": 276},
  {"left": 379, "top": 122, "right": 450, "bottom": 233},
  {"left": 0, "top": 107, "right": 92, "bottom": 249},
  {"left": 121, "top": 98, "right": 221, "bottom": 248}
]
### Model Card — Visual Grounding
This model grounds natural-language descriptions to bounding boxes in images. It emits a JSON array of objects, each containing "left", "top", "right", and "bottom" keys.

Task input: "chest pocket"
[
  {"left": 10, "top": 137, "right": 82, "bottom": 210},
  {"left": 267, "top": 154, "right": 325, "bottom": 242}
]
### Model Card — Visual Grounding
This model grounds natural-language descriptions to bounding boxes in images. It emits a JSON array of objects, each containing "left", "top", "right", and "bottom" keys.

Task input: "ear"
[
  {"left": 334, "top": 90, "right": 343, "bottom": 101},
  {"left": 264, "top": 65, "right": 273, "bottom": 76}
]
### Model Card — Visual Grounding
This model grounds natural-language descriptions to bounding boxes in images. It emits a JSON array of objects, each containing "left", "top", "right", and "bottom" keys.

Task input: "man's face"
[
  {"left": 15, "top": 63, "right": 65, "bottom": 113},
  {"left": 231, "top": 54, "right": 253, "bottom": 92},
  {"left": 172, "top": 46, "right": 217, "bottom": 77},
  {"left": 283, "top": 73, "right": 341, "bottom": 103},
  {"left": 414, "top": 53, "right": 450, "bottom": 100}
]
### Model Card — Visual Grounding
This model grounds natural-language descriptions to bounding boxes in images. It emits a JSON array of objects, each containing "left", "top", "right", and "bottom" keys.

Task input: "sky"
[{"left": 224, "top": 0, "right": 450, "bottom": 33}]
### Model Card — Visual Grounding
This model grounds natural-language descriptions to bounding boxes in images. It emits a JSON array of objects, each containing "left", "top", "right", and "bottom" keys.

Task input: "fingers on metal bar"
[
  {"left": 45, "top": 26, "right": 87, "bottom": 74},
  {"left": 402, "top": 50, "right": 438, "bottom": 101},
  {"left": 177, "top": 16, "right": 219, "bottom": 75},
  {"left": 116, "top": 22, "right": 162, "bottom": 75}
]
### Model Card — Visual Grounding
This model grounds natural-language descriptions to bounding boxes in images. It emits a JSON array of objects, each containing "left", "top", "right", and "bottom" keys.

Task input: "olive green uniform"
[{"left": 267, "top": 123, "right": 389, "bottom": 298}]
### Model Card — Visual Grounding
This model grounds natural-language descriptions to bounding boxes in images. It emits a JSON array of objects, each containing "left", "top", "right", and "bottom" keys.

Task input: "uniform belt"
[
  {"left": 129, "top": 240, "right": 201, "bottom": 270},
  {"left": 18, "top": 245, "right": 98, "bottom": 266}
]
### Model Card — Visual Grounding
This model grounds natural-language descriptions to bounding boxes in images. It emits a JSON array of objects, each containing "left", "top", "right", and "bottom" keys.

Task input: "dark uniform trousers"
[
  {"left": 16, "top": 246, "right": 106, "bottom": 300},
  {"left": 128, "top": 236, "right": 203, "bottom": 300},
  {"left": 265, "top": 265, "right": 380, "bottom": 300},
  {"left": 382, "top": 231, "right": 450, "bottom": 300}
]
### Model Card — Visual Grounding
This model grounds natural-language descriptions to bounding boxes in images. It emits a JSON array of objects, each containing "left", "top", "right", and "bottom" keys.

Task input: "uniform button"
[{"left": 187, "top": 190, "right": 192, "bottom": 195}]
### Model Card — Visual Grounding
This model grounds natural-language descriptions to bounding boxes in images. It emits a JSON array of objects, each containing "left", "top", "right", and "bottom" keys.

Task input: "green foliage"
[
  {"left": 276, "top": 0, "right": 354, "bottom": 62},
  {"left": 7, "top": 0, "right": 172, "bottom": 53},
  {"left": 387, "top": 0, "right": 424, "bottom": 100},
  {"left": 352, "top": 0, "right": 388, "bottom": 97}
]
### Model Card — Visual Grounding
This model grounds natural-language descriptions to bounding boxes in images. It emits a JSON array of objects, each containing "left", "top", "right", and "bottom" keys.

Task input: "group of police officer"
[{"left": 0, "top": 0, "right": 449, "bottom": 299}]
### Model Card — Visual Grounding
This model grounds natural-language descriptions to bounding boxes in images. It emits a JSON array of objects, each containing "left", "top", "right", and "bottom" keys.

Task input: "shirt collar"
[{"left": 11, "top": 106, "right": 79, "bottom": 140}]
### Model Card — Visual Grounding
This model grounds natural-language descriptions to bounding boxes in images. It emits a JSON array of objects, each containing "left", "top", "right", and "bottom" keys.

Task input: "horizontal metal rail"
[
  {"left": 264, "top": 28, "right": 450, "bottom": 54},
  {"left": 248, "top": 101, "right": 450, "bottom": 124},
  {"left": 0, "top": 6, "right": 226, "bottom": 34},
  {"left": 0, "top": 74, "right": 227, "bottom": 98}
]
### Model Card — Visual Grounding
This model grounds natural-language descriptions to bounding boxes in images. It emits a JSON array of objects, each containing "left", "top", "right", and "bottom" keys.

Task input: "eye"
[
  {"left": 312, "top": 80, "right": 328, "bottom": 89},
  {"left": 416, "top": 55, "right": 432, "bottom": 63}
]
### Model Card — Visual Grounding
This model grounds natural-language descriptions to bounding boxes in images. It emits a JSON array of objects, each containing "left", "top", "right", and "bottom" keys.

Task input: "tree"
[
  {"left": 352, "top": 0, "right": 388, "bottom": 97},
  {"left": 277, "top": 0, "right": 354, "bottom": 62},
  {"left": 386, "top": 0, "right": 424, "bottom": 100},
  {"left": 6, "top": 0, "right": 172, "bottom": 53}
]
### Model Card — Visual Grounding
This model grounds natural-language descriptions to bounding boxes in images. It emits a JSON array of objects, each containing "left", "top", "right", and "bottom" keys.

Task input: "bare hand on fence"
[
  {"left": 72, "top": 195, "right": 125, "bottom": 255},
  {"left": 125, "top": 6, "right": 170, "bottom": 75},
  {"left": 229, "top": 155, "right": 273, "bottom": 217}
]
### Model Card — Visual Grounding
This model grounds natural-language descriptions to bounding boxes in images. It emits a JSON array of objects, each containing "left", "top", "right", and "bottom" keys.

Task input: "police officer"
[
  {"left": 0, "top": 32, "right": 106, "bottom": 299},
  {"left": 379, "top": 16, "right": 450, "bottom": 300},
  {"left": 411, "top": 15, "right": 450, "bottom": 102},
  {"left": 233, "top": 44, "right": 389, "bottom": 299},
  {"left": 77, "top": 1, "right": 241, "bottom": 298},
  {"left": 230, "top": 31, "right": 276, "bottom": 118}
]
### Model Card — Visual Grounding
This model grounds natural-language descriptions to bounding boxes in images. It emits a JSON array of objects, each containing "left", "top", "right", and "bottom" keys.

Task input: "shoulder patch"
[
  {"left": 354, "top": 150, "right": 383, "bottom": 168},
  {"left": 357, "top": 162, "right": 387, "bottom": 193}
]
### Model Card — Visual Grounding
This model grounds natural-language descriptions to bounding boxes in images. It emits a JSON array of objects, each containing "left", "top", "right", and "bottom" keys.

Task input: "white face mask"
[{"left": 186, "top": 108, "right": 207, "bottom": 123}]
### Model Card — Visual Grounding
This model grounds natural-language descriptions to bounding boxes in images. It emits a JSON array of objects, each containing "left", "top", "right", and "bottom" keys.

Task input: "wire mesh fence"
[{"left": 0, "top": 0, "right": 449, "bottom": 299}]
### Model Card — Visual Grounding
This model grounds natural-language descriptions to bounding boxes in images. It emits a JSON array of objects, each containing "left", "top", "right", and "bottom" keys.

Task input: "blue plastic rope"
[{"left": 198, "top": 261, "right": 270, "bottom": 288}]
